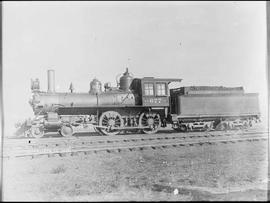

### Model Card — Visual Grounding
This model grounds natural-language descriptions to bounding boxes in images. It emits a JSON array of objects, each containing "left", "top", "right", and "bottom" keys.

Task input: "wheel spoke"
[
  {"left": 99, "top": 111, "right": 123, "bottom": 135},
  {"left": 139, "top": 113, "right": 161, "bottom": 134}
]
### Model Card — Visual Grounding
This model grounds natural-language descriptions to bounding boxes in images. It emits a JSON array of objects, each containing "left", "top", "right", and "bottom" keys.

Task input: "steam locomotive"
[{"left": 20, "top": 69, "right": 260, "bottom": 138}]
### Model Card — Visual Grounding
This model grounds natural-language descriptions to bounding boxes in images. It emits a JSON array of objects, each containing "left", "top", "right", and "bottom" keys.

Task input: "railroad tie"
[
  {"left": 58, "top": 153, "right": 65, "bottom": 157},
  {"left": 71, "top": 152, "right": 79, "bottom": 156},
  {"left": 84, "top": 151, "right": 91, "bottom": 155},
  {"left": 221, "top": 141, "right": 228, "bottom": 144},
  {"left": 31, "top": 154, "right": 40, "bottom": 159}
]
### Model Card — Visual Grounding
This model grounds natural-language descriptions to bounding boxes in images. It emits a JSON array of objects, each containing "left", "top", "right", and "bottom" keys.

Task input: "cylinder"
[{"left": 47, "top": 69, "right": 55, "bottom": 93}]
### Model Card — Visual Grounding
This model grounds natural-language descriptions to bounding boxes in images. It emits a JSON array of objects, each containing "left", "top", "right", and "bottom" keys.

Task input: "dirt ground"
[{"left": 2, "top": 137, "right": 269, "bottom": 201}]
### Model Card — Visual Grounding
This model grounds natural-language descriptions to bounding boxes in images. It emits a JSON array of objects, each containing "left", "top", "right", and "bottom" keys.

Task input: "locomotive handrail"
[{"left": 120, "top": 92, "right": 131, "bottom": 104}]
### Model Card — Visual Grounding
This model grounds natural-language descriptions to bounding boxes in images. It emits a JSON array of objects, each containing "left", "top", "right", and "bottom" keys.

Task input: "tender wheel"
[
  {"left": 227, "top": 122, "right": 233, "bottom": 130},
  {"left": 173, "top": 127, "right": 182, "bottom": 132},
  {"left": 173, "top": 122, "right": 187, "bottom": 132},
  {"left": 203, "top": 122, "right": 214, "bottom": 131},
  {"left": 179, "top": 124, "right": 187, "bottom": 132},
  {"left": 98, "top": 111, "right": 123, "bottom": 135},
  {"left": 243, "top": 121, "right": 249, "bottom": 129},
  {"left": 60, "top": 125, "right": 74, "bottom": 137},
  {"left": 216, "top": 122, "right": 227, "bottom": 131},
  {"left": 139, "top": 112, "right": 161, "bottom": 134},
  {"left": 30, "top": 126, "right": 44, "bottom": 138}
]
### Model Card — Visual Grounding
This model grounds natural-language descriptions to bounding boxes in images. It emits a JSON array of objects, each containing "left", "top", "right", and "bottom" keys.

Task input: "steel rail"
[
  {"left": 4, "top": 130, "right": 268, "bottom": 152},
  {"left": 3, "top": 134, "right": 268, "bottom": 159}
]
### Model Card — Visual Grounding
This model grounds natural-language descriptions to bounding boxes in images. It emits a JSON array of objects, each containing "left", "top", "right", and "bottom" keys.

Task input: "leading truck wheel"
[
  {"left": 139, "top": 112, "right": 161, "bottom": 134},
  {"left": 173, "top": 123, "right": 187, "bottom": 132},
  {"left": 60, "top": 125, "right": 74, "bottom": 137},
  {"left": 98, "top": 111, "right": 123, "bottom": 136},
  {"left": 30, "top": 126, "right": 44, "bottom": 138}
]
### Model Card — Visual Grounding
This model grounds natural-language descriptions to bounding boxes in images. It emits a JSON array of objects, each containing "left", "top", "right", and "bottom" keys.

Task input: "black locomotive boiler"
[{"left": 23, "top": 69, "right": 260, "bottom": 138}]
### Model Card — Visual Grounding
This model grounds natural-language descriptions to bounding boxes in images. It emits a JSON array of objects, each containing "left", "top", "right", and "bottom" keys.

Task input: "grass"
[
  {"left": 50, "top": 164, "right": 66, "bottom": 174},
  {"left": 3, "top": 139, "right": 268, "bottom": 201}
]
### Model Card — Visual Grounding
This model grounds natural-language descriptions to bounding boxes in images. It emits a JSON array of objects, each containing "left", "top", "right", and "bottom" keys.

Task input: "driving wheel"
[
  {"left": 98, "top": 111, "right": 123, "bottom": 135},
  {"left": 139, "top": 112, "right": 161, "bottom": 134}
]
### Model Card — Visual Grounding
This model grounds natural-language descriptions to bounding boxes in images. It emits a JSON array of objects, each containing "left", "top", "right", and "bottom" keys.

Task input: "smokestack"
[{"left": 47, "top": 69, "right": 55, "bottom": 93}]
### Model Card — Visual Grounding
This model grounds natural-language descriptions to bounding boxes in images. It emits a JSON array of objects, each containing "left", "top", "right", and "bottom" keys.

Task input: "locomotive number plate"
[{"left": 142, "top": 97, "right": 169, "bottom": 106}]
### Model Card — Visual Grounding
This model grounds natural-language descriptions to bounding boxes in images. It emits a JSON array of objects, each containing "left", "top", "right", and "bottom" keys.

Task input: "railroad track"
[
  {"left": 3, "top": 130, "right": 268, "bottom": 159},
  {"left": 4, "top": 129, "right": 268, "bottom": 149}
]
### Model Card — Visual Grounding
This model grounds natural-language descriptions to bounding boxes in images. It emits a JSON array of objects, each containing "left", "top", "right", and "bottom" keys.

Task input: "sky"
[{"left": 3, "top": 1, "right": 268, "bottom": 135}]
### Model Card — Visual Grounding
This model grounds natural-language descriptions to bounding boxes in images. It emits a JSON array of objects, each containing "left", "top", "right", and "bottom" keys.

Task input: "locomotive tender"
[{"left": 25, "top": 69, "right": 260, "bottom": 138}]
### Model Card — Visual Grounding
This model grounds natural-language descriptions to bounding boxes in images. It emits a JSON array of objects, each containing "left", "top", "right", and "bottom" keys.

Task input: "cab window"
[
  {"left": 144, "top": 83, "right": 154, "bottom": 96},
  {"left": 156, "top": 83, "right": 166, "bottom": 96}
]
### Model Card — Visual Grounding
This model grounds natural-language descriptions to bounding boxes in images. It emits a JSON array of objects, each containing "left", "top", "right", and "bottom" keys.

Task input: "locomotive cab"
[{"left": 130, "top": 77, "right": 182, "bottom": 107}]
